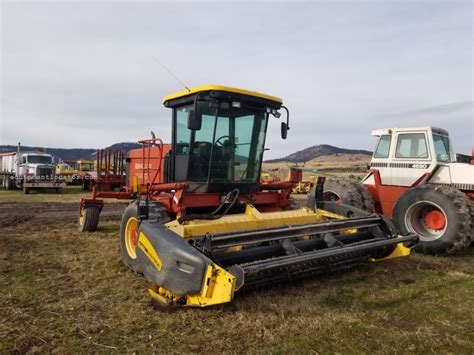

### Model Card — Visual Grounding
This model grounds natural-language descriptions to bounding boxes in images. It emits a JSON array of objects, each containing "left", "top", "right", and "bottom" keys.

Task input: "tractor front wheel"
[
  {"left": 120, "top": 202, "right": 143, "bottom": 273},
  {"left": 78, "top": 205, "right": 100, "bottom": 232},
  {"left": 392, "top": 184, "right": 472, "bottom": 254}
]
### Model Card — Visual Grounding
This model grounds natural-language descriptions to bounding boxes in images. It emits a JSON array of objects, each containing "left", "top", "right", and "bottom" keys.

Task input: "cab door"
[
  {"left": 370, "top": 134, "right": 393, "bottom": 185},
  {"left": 391, "top": 131, "right": 433, "bottom": 186}
]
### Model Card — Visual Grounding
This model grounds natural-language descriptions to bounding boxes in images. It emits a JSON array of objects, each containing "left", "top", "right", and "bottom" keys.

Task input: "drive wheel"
[
  {"left": 311, "top": 178, "right": 375, "bottom": 212},
  {"left": 78, "top": 205, "right": 100, "bottom": 232},
  {"left": 392, "top": 184, "right": 472, "bottom": 254},
  {"left": 120, "top": 201, "right": 143, "bottom": 273}
]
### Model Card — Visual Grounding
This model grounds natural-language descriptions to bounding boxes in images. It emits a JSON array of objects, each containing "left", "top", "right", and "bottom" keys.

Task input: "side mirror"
[
  {"left": 281, "top": 122, "right": 288, "bottom": 140},
  {"left": 187, "top": 109, "right": 201, "bottom": 130}
]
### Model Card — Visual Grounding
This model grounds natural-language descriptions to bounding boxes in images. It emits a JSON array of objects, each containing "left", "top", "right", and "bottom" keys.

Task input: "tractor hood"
[{"left": 430, "top": 163, "right": 474, "bottom": 191}]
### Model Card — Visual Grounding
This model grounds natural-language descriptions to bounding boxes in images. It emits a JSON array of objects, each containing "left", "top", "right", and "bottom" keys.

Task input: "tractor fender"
[{"left": 136, "top": 221, "right": 211, "bottom": 296}]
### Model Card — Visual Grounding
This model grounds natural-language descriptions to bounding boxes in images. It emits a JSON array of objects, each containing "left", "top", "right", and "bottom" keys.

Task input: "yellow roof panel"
[{"left": 162, "top": 84, "right": 283, "bottom": 105}]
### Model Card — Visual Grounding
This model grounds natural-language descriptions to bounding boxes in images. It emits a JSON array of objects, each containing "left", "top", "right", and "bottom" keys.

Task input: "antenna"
[{"left": 152, "top": 56, "right": 190, "bottom": 92}]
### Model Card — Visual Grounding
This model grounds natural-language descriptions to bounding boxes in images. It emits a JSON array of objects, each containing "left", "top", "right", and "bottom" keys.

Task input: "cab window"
[
  {"left": 175, "top": 106, "right": 192, "bottom": 155},
  {"left": 395, "top": 133, "right": 428, "bottom": 159},
  {"left": 373, "top": 135, "right": 391, "bottom": 158},
  {"left": 433, "top": 134, "right": 451, "bottom": 162}
]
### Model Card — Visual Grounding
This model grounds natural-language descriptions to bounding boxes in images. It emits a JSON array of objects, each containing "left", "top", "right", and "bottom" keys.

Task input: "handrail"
[{"left": 138, "top": 137, "right": 164, "bottom": 195}]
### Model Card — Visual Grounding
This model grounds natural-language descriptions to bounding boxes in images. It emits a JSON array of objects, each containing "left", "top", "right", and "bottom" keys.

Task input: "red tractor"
[
  {"left": 321, "top": 127, "right": 473, "bottom": 255},
  {"left": 78, "top": 85, "right": 417, "bottom": 307}
]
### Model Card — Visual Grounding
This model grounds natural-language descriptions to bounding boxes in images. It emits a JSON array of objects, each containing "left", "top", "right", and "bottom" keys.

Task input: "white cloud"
[{"left": 0, "top": 1, "right": 472, "bottom": 157}]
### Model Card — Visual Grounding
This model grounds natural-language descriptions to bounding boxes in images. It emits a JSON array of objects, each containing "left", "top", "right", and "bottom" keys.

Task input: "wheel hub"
[
  {"left": 131, "top": 229, "right": 139, "bottom": 246},
  {"left": 424, "top": 210, "right": 446, "bottom": 230},
  {"left": 125, "top": 217, "right": 139, "bottom": 259},
  {"left": 405, "top": 201, "right": 448, "bottom": 241}
]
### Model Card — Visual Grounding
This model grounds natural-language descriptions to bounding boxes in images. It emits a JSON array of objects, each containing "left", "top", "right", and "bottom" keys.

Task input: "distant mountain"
[
  {"left": 266, "top": 144, "right": 372, "bottom": 163},
  {"left": 0, "top": 142, "right": 141, "bottom": 161}
]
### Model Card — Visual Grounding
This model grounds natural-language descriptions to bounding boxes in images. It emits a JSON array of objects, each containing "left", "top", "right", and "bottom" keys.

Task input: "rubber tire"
[
  {"left": 392, "top": 184, "right": 472, "bottom": 255},
  {"left": 311, "top": 178, "right": 375, "bottom": 212},
  {"left": 78, "top": 206, "right": 100, "bottom": 232},
  {"left": 119, "top": 202, "right": 143, "bottom": 273}
]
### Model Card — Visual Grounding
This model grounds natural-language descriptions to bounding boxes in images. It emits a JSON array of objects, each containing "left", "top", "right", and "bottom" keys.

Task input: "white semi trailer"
[{"left": 0, "top": 144, "right": 64, "bottom": 194}]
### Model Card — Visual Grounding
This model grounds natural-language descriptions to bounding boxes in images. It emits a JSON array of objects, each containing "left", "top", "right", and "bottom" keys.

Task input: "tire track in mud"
[{"left": 0, "top": 202, "right": 127, "bottom": 228}]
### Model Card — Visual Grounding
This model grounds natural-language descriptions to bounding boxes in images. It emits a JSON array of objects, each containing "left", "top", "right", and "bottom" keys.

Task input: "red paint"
[
  {"left": 131, "top": 229, "right": 139, "bottom": 245},
  {"left": 81, "top": 138, "right": 296, "bottom": 216},
  {"left": 424, "top": 210, "right": 446, "bottom": 230}
]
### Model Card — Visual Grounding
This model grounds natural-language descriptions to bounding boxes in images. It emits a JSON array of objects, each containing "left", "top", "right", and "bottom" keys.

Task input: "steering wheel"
[{"left": 214, "top": 135, "right": 230, "bottom": 147}]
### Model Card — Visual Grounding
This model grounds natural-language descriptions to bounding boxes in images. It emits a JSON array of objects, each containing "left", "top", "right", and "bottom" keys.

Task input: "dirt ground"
[
  {"left": 1, "top": 194, "right": 473, "bottom": 353},
  {"left": 0, "top": 202, "right": 126, "bottom": 229}
]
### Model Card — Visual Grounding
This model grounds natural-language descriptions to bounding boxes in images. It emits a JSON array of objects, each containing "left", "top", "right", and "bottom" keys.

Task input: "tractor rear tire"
[
  {"left": 314, "top": 178, "right": 375, "bottom": 212},
  {"left": 120, "top": 202, "right": 143, "bottom": 273},
  {"left": 392, "top": 184, "right": 472, "bottom": 254},
  {"left": 78, "top": 205, "right": 100, "bottom": 232}
]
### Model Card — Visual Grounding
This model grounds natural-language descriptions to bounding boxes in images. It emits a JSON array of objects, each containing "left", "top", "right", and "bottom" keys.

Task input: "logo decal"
[
  {"left": 138, "top": 233, "right": 162, "bottom": 271},
  {"left": 410, "top": 164, "right": 430, "bottom": 169}
]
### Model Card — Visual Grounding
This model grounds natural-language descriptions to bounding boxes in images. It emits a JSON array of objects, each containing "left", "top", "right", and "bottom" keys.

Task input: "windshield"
[
  {"left": 433, "top": 134, "right": 451, "bottom": 162},
  {"left": 80, "top": 163, "right": 93, "bottom": 171},
  {"left": 181, "top": 102, "right": 269, "bottom": 183},
  {"left": 27, "top": 155, "right": 52, "bottom": 164}
]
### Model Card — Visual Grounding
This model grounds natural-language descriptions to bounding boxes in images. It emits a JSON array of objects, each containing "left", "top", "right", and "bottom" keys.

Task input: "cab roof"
[
  {"left": 371, "top": 126, "right": 449, "bottom": 137},
  {"left": 162, "top": 84, "right": 283, "bottom": 106}
]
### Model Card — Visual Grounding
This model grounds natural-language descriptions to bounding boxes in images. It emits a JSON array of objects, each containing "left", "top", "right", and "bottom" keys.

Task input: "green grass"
[
  {"left": 0, "top": 185, "right": 87, "bottom": 203},
  {"left": 0, "top": 186, "right": 125, "bottom": 204},
  {"left": 1, "top": 219, "right": 473, "bottom": 353}
]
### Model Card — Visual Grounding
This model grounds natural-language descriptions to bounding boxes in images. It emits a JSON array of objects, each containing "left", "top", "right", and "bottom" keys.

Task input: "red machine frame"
[{"left": 80, "top": 138, "right": 302, "bottom": 217}]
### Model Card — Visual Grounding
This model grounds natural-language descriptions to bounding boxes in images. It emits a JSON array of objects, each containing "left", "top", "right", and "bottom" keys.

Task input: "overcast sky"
[{"left": 1, "top": 0, "right": 472, "bottom": 159}]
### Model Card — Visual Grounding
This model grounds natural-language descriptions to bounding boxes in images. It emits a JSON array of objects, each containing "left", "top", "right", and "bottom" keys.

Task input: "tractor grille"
[{"left": 36, "top": 166, "right": 55, "bottom": 181}]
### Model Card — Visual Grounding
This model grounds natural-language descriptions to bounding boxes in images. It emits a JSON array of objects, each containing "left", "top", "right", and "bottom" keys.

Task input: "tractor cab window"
[
  {"left": 80, "top": 163, "right": 93, "bottom": 171},
  {"left": 433, "top": 134, "right": 451, "bottom": 162},
  {"left": 373, "top": 135, "right": 391, "bottom": 158},
  {"left": 395, "top": 133, "right": 428, "bottom": 159},
  {"left": 186, "top": 102, "right": 268, "bottom": 183},
  {"left": 176, "top": 107, "right": 192, "bottom": 155}
]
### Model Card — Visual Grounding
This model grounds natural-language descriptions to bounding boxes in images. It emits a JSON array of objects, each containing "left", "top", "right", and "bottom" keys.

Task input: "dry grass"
[
  {"left": 0, "top": 186, "right": 124, "bottom": 204},
  {"left": 263, "top": 154, "right": 371, "bottom": 181},
  {"left": 1, "top": 214, "right": 473, "bottom": 353}
]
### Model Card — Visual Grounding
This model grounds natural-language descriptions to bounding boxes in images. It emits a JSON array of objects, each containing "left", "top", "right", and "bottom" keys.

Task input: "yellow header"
[{"left": 162, "top": 84, "right": 283, "bottom": 105}]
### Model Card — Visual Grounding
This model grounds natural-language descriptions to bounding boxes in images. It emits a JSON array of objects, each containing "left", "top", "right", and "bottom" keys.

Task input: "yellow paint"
[
  {"left": 79, "top": 207, "right": 85, "bottom": 226},
  {"left": 148, "top": 288, "right": 173, "bottom": 306},
  {"left": 137, "top": 232, "right": 163, "bottom": 271},
  {"left": 125, "top": 217, "right": 139, "bottom": 259},
  {"left": 132, "top": 175, "right": 138, "bottom": 193},
  {"left": 369, "top": 242, "right": 412, "bottom": 262},
  {"left": 163, "top": 84, "right": 283, "bottom": 105},
  {"left": 186, "top": 264, "right": 236, "bottom": 307},
  {"left": 166, "top": 204, "right": 328, "bottom": 238},
  {"left": 148, "top": 263, "right": 236, "bottom": 307}
]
